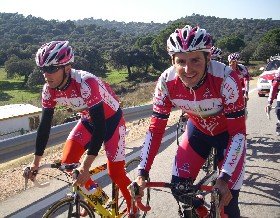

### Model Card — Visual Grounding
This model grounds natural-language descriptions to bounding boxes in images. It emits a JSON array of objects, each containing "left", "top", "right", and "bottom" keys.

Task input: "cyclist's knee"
[
  {"left": 224, "top": 189, "right": 240, "bottom": 218},
  {"left": 61, "top": 139, "right": 84, "bottom": 164},
  {"left": 171, "top": 176, "right": 193, "bottom": 204}
]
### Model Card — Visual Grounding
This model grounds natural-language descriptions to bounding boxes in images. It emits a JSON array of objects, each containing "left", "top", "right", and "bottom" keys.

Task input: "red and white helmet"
[
  {"left": 167, "top": 25, "right": 212, "bottom": 56},
  {"left": 210, "top": 46, "right": 222, "bottom": 59},
  {"left": 228, "top": 52, "right": 240, "bottom": 62},
  {"left": 35, "top": 41, "right": 74, "bottom": 67}
]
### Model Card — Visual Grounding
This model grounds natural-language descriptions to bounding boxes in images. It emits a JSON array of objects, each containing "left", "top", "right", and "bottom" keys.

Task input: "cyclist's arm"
[
  {"left": 244, "top": 71, "right": 250, "bottom": 97},
  {"left": 34, "top": 107, "right": 54, "bottom": 156},
  {"left": 220, "top": 71, "right": 246, "bottom": 182},
  {"left": 240, "top": 64, "right": 250, "bottom": 96},
  {"left": 138, "top": 75, "right": 173, "bottom": 179},
  {"left": 268, "top": 79, "right": 280, "bottom": 105},
  {"left": 87, "top": 102, "right": 105, "bottom": 156}
]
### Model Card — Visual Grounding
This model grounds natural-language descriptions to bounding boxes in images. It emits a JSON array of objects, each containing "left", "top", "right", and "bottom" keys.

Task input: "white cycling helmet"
[
  {"left": 167, "top": 25, "right": 212, "bottom": 56},
  {"left": 35, "top": 41, "right": 74, "bottom": 67},
  {"left": 228, "top": 52, "right": 240, "bottom": 62},
  {"left": 210, "top": 46, "right": 222, "bottom": 59}
]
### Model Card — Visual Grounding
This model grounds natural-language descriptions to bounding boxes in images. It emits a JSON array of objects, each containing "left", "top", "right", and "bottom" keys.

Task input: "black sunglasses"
[{"left": 40, "top": 66, "right": 63, "bottom": 74}]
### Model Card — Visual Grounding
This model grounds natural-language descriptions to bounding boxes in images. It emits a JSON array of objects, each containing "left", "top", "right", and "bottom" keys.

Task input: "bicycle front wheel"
[{"left": 43, "top": 196, "right": 95, "bottom": 218}]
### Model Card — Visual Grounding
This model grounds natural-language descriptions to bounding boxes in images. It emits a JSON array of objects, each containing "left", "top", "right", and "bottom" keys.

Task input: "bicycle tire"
[
  {"left": 116, "top": 157, "right": 150, "bottom": 218},
  {"left": 42, "top": 196, "right": 95, "bottom": 218}
]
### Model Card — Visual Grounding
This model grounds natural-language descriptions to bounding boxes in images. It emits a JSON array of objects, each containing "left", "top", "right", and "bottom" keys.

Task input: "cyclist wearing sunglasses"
[
  {"left": 24, "top": 41, "right": 134, "bottom": 216},
  {"left": 132, "top": 26, "right": 246, "bottom": 218}
]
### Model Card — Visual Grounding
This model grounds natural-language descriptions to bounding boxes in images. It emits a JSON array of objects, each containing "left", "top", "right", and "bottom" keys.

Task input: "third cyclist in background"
[
  {"left": 228, "top": 52, "right": 250, "bottom": 117},
  {"left": 266, "top": 67, "right": 280, "bottom": 135}
]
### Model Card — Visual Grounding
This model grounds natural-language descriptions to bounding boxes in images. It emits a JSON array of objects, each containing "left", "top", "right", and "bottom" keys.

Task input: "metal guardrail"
[{"left": 0, "top": 104, "right": 153, "bottom": 163}]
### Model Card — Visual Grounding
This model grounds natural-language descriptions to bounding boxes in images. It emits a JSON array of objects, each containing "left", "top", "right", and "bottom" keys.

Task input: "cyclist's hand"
[
  {"left": 244, "top": 95, "right": 249, "bottom": 101},
  {"left": 23, "top": 164, "right": 38, "bottom": 182},
  {"left": 265, "top": 104, "right": 272, "bottom": 113},
  {"left": 73, "top": 166, "right": 91, "bottom": 186},
  {"left": 128, "top": 176, "right": 146, "bottom": 198},
  {"left": 213, "top": 178, "right": 232, "bottom": 207}
]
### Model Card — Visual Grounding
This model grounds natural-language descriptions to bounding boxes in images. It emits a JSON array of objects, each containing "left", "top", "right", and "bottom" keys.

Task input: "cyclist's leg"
[
  {"left": 60, "top": 119, "right": 93, "bottom": 216},
  {"left": 171, "top": 121, "right": 212, "bottom": 201},
  {"left": 61, "top": 119, "right": 91, "bottom": 163},
  {"left": 104, "top": 118, "right": 135, "bottom": 214}
]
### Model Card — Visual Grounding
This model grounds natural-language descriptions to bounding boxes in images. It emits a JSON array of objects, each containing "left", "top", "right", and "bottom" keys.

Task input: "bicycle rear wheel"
[
  {"left": 43, "top": 196, "right": 95, "bottom": 218},
  {"left": 116, "top": 157, "right": 150, "bottom": 217}
]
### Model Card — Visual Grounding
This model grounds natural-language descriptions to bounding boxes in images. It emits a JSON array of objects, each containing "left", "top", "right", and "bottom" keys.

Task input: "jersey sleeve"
[
  {"left": 138, "top": 75, "right": 173, "bottom": 179},
  {"left": 35, "top": 108, "right": 54, "bottom": 156},
  {"left": 41, "top": 84, "right": 56, "bottom": 109},
  {"left": 238, "top": 64, "right": 250, "bottom": 94},
  {"left": 220, "top": 71, "right": 246, "bottom": 180}
]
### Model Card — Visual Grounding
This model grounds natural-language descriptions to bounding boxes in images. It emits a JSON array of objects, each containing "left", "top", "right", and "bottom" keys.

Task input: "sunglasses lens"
[{"left": 40, "top": 66, "right": 60, "bottom": 73}]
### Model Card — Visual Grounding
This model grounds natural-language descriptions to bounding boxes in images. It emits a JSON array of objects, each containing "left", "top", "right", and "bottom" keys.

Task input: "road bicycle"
[
  {"left": 129, "top": 148, "right": 224, "bottom": 218},
  {"left": 24, "top": 158, "right": 150, "bottom": 218},
  {"left": 128, "top": 114, "right": 225, "bottom": 218}
]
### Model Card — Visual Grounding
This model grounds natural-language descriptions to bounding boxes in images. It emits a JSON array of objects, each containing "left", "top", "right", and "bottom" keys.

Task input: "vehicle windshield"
[{"left": 265, "top": 59, "right": 280, "bottom": 71}]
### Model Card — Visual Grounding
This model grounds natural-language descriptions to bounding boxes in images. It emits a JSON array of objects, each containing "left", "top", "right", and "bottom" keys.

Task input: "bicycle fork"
[{"left": 210, "top": 189, "right": 221, "bottom": 218}]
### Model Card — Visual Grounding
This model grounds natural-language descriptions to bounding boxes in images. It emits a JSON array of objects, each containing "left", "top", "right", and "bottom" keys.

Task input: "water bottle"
[{"left": 80, "top": 178, "right": 109, "bottom": 205}]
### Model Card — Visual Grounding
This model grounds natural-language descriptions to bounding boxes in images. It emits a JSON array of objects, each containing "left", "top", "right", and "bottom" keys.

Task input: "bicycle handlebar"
[
  {"left": 129, "top": 181, "right": 214, "bottom": 212},
  {"left": 23, "top": 162, "right": 80, "bottom": 189}
]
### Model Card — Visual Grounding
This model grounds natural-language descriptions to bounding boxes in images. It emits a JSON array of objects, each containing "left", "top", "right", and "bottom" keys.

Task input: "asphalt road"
[{"left": 1, "top": 82, "right": 279, "bottom": 218}]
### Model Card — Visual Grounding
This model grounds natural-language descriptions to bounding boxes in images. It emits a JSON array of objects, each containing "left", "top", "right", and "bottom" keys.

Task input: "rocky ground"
[{"left": 0, "top": 110, "right": 182, "bottom": 202}]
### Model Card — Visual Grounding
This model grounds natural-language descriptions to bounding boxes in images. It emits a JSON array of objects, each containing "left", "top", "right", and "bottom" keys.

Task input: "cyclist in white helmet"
[
  {"left": 210, "top": 46, "right": 223, "bottom": 62},
  {"left": 131, "top": 25, "right": 246, "bottom": 217},
  {"left": 228, "top": 52, "right": 250, "bottom": 101},
  {"left": 23, "top": 41, "right": 136, "bottom": 216}
]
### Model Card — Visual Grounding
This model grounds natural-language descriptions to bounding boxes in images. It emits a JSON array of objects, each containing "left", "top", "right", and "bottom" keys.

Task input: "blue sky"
[{"left": 0, "top": 0, "right": 279, "bottom": 23}]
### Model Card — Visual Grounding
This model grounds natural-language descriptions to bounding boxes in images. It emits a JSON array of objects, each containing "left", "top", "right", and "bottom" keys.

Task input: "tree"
[
  {"left": 241, "top": 43, "right": 256, "bottom": 64},
  {"left": 253, "top": 28, "right": 280, "bottom": 61},
  {"left": 151, "top": 21, "right": 186, "bottom": 72},
  {"left": 4, "top": 56, "right": 35, "bottom": 85},
  {"left": 26, "top": 68, "right": 45, "bottom": 90},
  {"left": 74, "top": 46, "right": 107, "bottom": 76},
  {"left": 217, "top": 36, "right": 245, "bottom": 53}
]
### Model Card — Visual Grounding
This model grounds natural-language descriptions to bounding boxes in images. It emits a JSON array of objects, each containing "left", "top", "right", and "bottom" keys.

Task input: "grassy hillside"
[
  {"left": 0, "top": 67, "right": 155, "bottom": 107},
  {"left": 0, "top": 68, "right": 41, "bottom": 107}
]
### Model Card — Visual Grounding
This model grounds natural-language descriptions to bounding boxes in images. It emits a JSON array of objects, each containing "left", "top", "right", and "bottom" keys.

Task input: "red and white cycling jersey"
[
  {"left": 139, "top": 60, "right": 246, "bottom": 180},
  {"left": 42, "top": 69, "right": 120, "bottom": 118},
  {"left": 268, "top": 69, "right": 280, "bottom": 103},
  {"left": 232, "top": 64, "right": 250, "bottom": 94}
]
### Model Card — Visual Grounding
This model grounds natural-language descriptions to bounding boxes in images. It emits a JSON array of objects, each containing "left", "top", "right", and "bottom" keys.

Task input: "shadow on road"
[
  {"left": 240, "top": 134, "right": 280, "bottom": 211},
  {"left": 247, "top": 135, "right": 280, "bottom": 162}
]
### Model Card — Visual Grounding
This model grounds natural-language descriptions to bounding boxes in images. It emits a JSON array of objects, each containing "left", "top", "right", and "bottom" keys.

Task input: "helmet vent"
[
  {"left": 176, "top": 36, "right": 183, "bottom": 48},
  {"left": 194, "top": 34, "right": 203, "bottom": 47},
  {"left": 169, "top": 37, "right": 176, "bottom": 47},
  {"left": 48, "top": 52, "right": 58, "bottom": 63}
]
